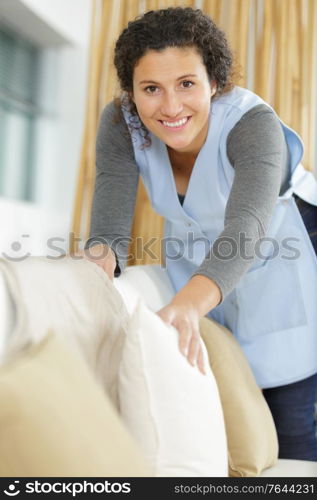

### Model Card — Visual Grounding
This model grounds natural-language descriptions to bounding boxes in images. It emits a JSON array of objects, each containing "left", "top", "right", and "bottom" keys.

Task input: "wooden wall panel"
[
  {"left": 202, "top": 0, "right": 222, "bottom": 23},
  {"left": 254, "top": 0, "right": 273, "bottom": 101}
]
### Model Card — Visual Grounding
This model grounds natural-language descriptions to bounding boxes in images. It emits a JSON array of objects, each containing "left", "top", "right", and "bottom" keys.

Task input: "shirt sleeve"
[
  {"left": 85, "top": 101, "right": 139, "bottom": 276},
  {"left": 192, "top": 103, "right": 290, "bottom": 300}
]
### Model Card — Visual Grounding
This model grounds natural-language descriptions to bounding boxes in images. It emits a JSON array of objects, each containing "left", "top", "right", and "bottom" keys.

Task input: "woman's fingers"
[
  {"left": 156, "top": 305, "right": 206, "bottom": 375},
  {"left": 102, "top": 260, "right": 116, "bottom": 281},
  {"left": 187, "top": 333, "right": 206, "bottom": 375},
  {"left": 187, "top": 330, "right": 200, "bottom": 365},
  {"left": 177, "top": 323, "right": 192, "bottom": 357},
  {"left": 197, "top": 344, "right": 206, "bottom": 375},
  {"left": 83, "top": 244, "right": 116, "bottom": 280},
  {"left": 177, "top": 323, "right": 206, "bottom": 375}
]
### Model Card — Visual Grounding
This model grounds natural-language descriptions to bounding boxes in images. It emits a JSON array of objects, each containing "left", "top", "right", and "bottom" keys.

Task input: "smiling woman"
[{"left": 84, "top": 7, "right": 317, "bottom": 461}]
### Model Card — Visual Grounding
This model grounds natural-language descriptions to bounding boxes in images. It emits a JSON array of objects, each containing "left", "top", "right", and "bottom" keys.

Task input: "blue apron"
[{"left": 122, "top": 86, "right": 317, "bottom": 388}]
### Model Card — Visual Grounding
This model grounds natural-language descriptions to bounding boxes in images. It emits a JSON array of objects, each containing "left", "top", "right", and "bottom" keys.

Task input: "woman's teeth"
[{"left": 162, "top": 117, "right": 188, "bottom": 128}]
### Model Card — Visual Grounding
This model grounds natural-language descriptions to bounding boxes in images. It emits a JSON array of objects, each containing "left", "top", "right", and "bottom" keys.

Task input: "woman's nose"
[{"left": 160, "top": 92, "right": 183, "bottom": 117}]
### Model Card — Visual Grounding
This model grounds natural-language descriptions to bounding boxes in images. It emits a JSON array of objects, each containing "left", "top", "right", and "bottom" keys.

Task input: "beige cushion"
[
  {"left": 119, "top": 301, "right": 228, "bottom": 477},
  {"left": 0, "top": 332, "right": 151, "bottom": 477},
  {"left": 199, "top": 316, "right": 278, "bottom": 477},
  {"left": 0, "top": 257, "right": 128, "bottom": 408}
]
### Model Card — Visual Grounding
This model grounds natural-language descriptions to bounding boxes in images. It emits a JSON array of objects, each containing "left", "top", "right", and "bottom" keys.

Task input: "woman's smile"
[{"left": 159, "top": 116, "right": 191, "bottom": 130}]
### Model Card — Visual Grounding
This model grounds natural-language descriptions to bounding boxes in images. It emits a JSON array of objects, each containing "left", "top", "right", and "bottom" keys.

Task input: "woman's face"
[{"left": 132, "top": 47, "right": 216, "bottom": 156}]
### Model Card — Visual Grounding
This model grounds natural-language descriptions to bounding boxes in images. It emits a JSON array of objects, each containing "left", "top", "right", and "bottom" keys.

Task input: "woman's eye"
[
  {"left": 181, "top": 80, "right": 194, "bottom": 88},
  {"left": 144, "top": 85, "right": 158, "bottom": 94}
]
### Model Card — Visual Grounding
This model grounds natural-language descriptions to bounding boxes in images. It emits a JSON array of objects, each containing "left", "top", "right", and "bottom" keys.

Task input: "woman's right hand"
[{"left": 83, "top": 244, "right": 117, "bottom": 281}]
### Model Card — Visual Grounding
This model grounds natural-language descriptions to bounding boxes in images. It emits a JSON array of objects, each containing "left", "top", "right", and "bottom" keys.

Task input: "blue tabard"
[{"left": 122, "top": 86, "right": 317, "bottom": 389}]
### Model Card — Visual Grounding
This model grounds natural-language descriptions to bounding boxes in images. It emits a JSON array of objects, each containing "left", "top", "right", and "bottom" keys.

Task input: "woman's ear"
[{"left": 210, "top": 80, "right": 217, "bottom": 98}]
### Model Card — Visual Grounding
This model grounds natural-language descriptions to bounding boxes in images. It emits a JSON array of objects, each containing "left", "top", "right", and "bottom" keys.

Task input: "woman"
[{"left": 85, "top": 8, "right": 317, "bottom": 460}]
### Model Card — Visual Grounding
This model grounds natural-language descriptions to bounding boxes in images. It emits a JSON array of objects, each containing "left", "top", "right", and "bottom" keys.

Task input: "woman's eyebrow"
[{"left": 138, "top": 74, "right": 198, "bottom": 85}]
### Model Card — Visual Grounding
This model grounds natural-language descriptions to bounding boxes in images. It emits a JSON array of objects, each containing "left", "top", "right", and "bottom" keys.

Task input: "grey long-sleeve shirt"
[{"left": 87, "top": 100, "right": 289, "bottom": 300}]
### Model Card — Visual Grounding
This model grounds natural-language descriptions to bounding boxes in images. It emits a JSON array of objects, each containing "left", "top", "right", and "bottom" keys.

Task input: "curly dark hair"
[{"left": 114, "top": 7, "right": 237, "bottom": 144}]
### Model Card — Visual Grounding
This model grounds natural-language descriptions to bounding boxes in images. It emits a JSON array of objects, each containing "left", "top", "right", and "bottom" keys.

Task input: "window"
[{"left": 0, "top": 25, "right": 40, "bottom": 201}]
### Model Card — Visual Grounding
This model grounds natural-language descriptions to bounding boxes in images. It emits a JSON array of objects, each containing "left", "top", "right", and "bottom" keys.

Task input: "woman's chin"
[{"left": 164, "top": 137, "right": 193, "bottom": 153}]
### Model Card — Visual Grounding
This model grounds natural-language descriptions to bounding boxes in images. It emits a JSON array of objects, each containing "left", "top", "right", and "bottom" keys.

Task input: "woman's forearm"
[{"left": 170, "top": 274, "right": 222, "bottom": 317}]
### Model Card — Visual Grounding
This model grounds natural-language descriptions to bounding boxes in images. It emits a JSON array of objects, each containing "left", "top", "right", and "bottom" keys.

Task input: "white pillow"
[
  {"left": 118, "top": 300, "right": 228, "bottom": 477},
  {"left": 114, "top": 274, "right": 142, "bottom": 315},
  {"left": 114, "top": 264, "right": 174, "bottom": 314}
]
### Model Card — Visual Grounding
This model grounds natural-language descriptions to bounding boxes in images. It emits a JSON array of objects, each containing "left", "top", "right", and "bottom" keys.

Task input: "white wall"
[
  {"left": 0, "top": 0, "right": 92, "bottom": 255},
  {"left": 21, "top": 0, "right": 91, "bottom": 47}
]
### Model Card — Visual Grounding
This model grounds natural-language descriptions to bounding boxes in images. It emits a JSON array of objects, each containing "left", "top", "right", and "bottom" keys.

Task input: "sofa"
[{"left": 0, "top": 258, "right": 316, "bottom": 477}]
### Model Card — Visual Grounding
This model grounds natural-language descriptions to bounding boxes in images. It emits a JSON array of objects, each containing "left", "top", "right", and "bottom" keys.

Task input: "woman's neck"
[{"left": 167, "top": 147, "right": 197, "bottom": 173}]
